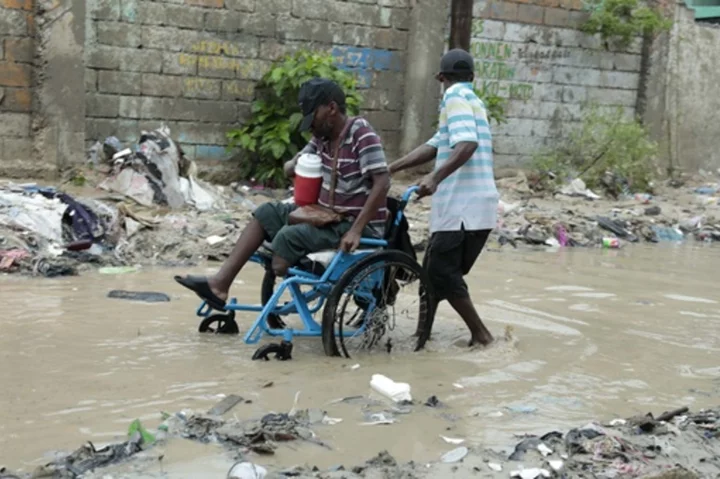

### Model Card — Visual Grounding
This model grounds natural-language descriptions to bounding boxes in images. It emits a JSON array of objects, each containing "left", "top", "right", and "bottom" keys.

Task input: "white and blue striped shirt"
[{"left": 426, "top": 82, "right": 499, "bottom": 233}]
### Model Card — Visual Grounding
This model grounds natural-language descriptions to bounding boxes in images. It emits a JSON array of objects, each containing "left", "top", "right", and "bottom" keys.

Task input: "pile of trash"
[
  {"left": 0, "top": 125, "right": 247, "bottom": 277},
  {"left": 92, "top": 126, "right": 225, "bottom": 212},
  {"left": 4, "top": 398, "right": 720, "bottom": 479}
]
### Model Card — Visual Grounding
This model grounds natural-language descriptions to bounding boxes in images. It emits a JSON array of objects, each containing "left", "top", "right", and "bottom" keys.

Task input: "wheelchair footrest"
[{"left": 251, "top": 340, "right": 293, "bottom": 361}]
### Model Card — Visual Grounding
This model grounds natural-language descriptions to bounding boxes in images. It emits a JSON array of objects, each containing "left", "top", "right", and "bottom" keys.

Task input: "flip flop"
[{"left": 174, "top": 275, "right": 227, "bottom": 311}]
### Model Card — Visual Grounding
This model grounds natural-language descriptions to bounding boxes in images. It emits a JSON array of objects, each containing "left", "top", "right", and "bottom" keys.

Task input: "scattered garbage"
[
  {"left": 488, "top": 462, "right": 503, "bottom": 471},
  {"left": 98, "top": 266, "right": 138, "bottom": 275},
  {"left": 440, "top": 435, "right": 465, "bottom": 445},
  {"left": 5, "top": 404, "right": 720, "bottom": 478},
  {"left": 440, "top": 446, "right": 468, "bottom": 463},
  {"left": 558, "top": 178, "right": 601, "bottom": 200},
  {"left": 602, "top": 237, "right": 620, "bottom": 249},
  {"left": 227, "top": 462, "right": 267, "bottom": 479},
  {"left": 207, "top": 394, "right": 244, "bottom": 416},
  {"left": 370, "top": 374, "right": 412, "bottom": 403},
  {"left": 106, "top": 290, "right": 170, "bottom": 302}
]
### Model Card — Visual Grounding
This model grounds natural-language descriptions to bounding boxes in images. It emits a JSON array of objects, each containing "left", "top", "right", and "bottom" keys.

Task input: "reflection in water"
[{"left": 2, "top": 243, "right": 720, "bottom": 470}]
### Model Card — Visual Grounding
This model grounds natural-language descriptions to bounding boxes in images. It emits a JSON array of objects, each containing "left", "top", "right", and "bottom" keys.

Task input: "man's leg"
[
  {"left": 268, "top": 220, "right": 355, "bottom": 277},
  {"left": 424, "top": 229, "right": 493, "bottom": 346},
  {"left": 451, "top": 228, "right": 493, "bottom": 346},
  {"left": 175, "top": 202, "right": 294, "bottom": 308},
  {"left": 415, "top": 237, "right": 439, "bottom": 339}
]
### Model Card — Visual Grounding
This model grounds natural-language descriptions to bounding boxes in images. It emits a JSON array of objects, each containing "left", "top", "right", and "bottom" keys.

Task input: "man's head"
[
  {"left": 298, "top": 77, "right": 348, "bottom": 141},
  {"left": 436, "top": 48, "right": 475, "bottom": 87}
]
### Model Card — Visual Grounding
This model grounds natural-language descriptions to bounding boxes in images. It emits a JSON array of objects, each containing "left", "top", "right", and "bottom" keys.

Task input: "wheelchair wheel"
[
  {"left": 198, "top": 312, "right": 239, "bottom": 335},
  {"left": 321, "top": 250, "right": 432, "bottom": 358}
]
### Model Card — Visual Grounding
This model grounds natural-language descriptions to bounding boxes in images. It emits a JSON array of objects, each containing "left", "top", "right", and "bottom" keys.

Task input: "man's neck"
[{"left": 329, "top": 114, "right": 349, "bottom": 143}]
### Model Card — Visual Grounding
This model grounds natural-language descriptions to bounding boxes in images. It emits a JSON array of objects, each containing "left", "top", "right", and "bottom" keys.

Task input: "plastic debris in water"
[
  {"left": 369, "top": 374, "right": 412, "bottom": 403},
  {"left": 322, "top": 415, "right": 343, "bottom": 425},
  {"left": 537, "top": 443, "right": 553, "bottom": 456},
  {"left": 440, "top": 435, "right": 465, "bottom": 445},
  {"left": 99, "top": 266, "right": 138, "bottom": 275},
  {"left": 548, "top": 459, "right": 564, "bottom": 471},
  {"left": 487, "top": 462, "right": 503, "bottom": 472},
  {"left": 510, "top": 467, "right": 551, "bottom": 479},
  {"left": 506, "top": 405, "right": 538, "bottom": 414},
  {"left": 440, "top": 446, "right": 468, "bottom": 463},
  {"left": 227, "top": 462, "right": 267, "bottom": 479},
  {"left": 609, "top": 418, "right": 627, "bottom": 426}
]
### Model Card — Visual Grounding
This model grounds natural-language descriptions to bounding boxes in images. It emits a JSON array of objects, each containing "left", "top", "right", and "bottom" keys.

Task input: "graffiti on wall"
[
  {"left": 470, "top": 19, "right": 570, "bottom": 102},
  {"left": 331, "top": 46, "right": 402, "bottom": 89}
]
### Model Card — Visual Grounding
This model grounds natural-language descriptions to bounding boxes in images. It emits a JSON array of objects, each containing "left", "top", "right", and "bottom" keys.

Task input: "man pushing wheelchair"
[{"left": 177, "top": 49, "right": 498, "bottom": 350}]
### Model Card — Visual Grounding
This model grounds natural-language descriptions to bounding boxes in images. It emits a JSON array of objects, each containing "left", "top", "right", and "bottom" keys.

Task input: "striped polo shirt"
[
  {"left": 300, "top": 117, "right": 388, "bottom": 236},
  {"left": 426, "top": 82, "right": 499, "bottom": 234}
]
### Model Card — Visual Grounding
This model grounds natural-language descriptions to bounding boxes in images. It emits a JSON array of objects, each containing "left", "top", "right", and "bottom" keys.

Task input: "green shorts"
[{"left": 253, "top": 202, "right": 379, "bottom": 266}]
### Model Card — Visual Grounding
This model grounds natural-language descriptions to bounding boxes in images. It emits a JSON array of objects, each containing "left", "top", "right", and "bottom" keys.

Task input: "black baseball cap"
[
  {"left": 298, "top": 77, "right": 347, "bottom": 132},
  {"left": 440, "top": 48, "right": 475, "bottom": 75}
]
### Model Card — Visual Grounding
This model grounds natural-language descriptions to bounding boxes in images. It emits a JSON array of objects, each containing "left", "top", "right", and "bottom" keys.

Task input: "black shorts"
[{"left": 422, "top": 227, "right": 491, "bottom": 301}]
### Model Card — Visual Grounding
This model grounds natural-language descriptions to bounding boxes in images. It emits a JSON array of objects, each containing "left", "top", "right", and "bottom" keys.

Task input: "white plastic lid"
[{"left": 295, "top": 153, "right": 322, "bottom": 178}]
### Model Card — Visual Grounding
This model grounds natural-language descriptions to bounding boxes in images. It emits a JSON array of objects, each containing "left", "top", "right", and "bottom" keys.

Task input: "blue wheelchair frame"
[{"left": 194, "top": 186, "right": 419, "bottom": 347}]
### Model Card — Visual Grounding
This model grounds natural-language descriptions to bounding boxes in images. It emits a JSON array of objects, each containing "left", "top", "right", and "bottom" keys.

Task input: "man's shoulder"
[
  {"left": 351, "top": 116, "right": 379, "bottom": 134},
  {"left": 350, "top": 117, "right": 383, "bottom": 143},
  {"left": 443, "top": 82, "right": 478, "bottom": 103}
]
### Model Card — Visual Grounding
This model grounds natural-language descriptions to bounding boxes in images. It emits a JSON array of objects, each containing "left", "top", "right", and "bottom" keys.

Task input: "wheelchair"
[{"left": 193, "top": 186, "right": 435, "bottom": 360}]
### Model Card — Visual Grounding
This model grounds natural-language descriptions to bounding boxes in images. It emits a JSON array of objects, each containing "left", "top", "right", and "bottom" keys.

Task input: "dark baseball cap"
[
  {"left": 440, "top": 48, "right": 475, "bottom": 75},
  {"left": 298, "top": 77, "right": 347, "bottom": 132}
]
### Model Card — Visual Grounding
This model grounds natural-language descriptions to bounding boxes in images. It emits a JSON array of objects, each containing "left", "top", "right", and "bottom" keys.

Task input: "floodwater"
[{"left": 2, "top": 243, "right": 720, "bottom": 474}]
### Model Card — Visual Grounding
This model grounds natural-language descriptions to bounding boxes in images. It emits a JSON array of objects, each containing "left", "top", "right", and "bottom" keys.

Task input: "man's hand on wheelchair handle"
[
  {"left": 340, "top": 228, "right": 362, "bottom": 253},
  {"left": 415, "top": 172, "right": 439, "bottom": 199}
]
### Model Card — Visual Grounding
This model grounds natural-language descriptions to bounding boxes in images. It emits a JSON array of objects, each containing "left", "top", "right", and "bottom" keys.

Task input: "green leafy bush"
[
  {"left": 530, "top": 104, "right": 658, "bottom": 194},
  {"left": 475, "top": 89, "right": 508, "bottom": 126},
  {"left": 581, "top": 0, "right": 672, "bottom": 48},
  {"left": 227, "top": 50, "right": 362, "bottom": 187}
]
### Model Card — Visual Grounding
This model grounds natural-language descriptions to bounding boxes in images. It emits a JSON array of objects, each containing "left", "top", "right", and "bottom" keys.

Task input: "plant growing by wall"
[
  {"left": 475, "top": 88, "right": 508, "bottom": 126},
  {"left": 530, "top": 104, "right": 659, "bottom": 195},
  {"left": 226, "top": 50, "right": 362, "bottom": 187},
  {"left": 580, "top": 0, "right": 672, "bottom": 48}
]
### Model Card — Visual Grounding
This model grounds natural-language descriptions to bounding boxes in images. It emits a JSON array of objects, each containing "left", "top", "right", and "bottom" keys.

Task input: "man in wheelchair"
[{"left": 175, "top": 78, "right": 390, "bottom": 311}]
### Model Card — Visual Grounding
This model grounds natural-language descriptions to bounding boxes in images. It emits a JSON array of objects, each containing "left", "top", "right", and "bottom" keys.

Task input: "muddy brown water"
[{"left": 2, "top": 244, "right": 720, "bottom": 474}]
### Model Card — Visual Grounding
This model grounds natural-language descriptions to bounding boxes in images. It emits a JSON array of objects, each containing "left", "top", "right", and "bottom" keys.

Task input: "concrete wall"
[
  {"left": 645, "top": 3, "right": 720, "bottom": 173},
  {"left": 0, "top": 0, "right": 35, "bottom": 177},
  {"left": 471, "top": 0, "right": 642, "bottom": 167},
  {"left": 84, "top": 0, "right": 410, "bottom": 167}
]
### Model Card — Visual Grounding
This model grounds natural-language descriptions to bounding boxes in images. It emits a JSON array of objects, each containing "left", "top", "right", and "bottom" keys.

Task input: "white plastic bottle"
[{"left": 370, "top": 374, "right": 412, "bottom": 403}]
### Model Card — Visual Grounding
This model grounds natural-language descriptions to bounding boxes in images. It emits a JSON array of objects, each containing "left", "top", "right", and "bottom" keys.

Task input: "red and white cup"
[{"left": 293, "top": 153, "right": 323, "bottom": 206}]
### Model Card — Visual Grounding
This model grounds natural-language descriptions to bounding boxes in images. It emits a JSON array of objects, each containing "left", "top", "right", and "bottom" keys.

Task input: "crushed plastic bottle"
[{"left": 370, "top": 374, "right": 412, "bottom": 403}]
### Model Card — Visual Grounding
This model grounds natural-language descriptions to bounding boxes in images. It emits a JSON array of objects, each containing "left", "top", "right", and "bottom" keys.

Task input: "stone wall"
[
  {"left": 645, "top": 3, "right": 720, "bottom": 173},
  {"left": 471, "top": 0, "right": 642, "bottom": 167},
  {"left": 84, "top": 0, "right": 410, "bottom": 168},
  {"left": 0, "top": 0, "right": 35, "bottom": 177}
]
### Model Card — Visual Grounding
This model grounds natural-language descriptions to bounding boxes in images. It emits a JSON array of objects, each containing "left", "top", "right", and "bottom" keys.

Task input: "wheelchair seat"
[{"left": 258, "top": 240, "right": 376, "bottom": 271}]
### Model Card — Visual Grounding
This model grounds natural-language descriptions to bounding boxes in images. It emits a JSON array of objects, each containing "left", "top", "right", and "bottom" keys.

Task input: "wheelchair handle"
[{"left": 401, "top": 185, "right": 420, "bottom": 203}]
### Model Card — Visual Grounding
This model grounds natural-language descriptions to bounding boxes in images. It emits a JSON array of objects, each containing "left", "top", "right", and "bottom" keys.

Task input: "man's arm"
[
  {"left": 340, "top": 124, "right": 391, "bottom": 251},
  {"left": 348, "top": 171, "right": 390, "bottom": 235},
  {"left": 417, "top": 95, "right": 480, "bottom": 197},
  {"left": 389, "top": 141, "right": 438, "bottom": 175}
]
